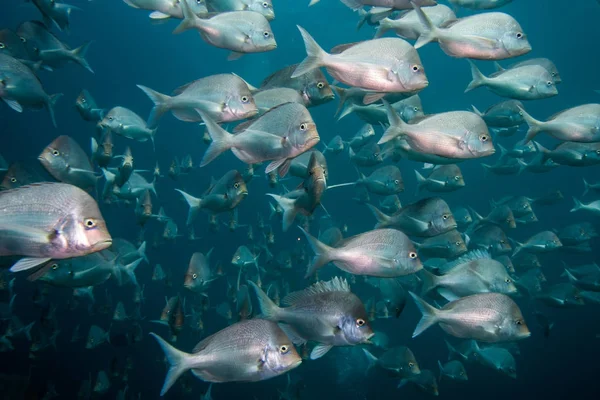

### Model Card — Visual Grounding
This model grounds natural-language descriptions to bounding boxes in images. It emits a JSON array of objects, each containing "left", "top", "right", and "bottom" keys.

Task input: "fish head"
[
  {"left": 466, "top": 128, "right": 495, "bottom": 157},
  {"left": 263, "top": 338, "right": 302, "bottom": 376},
  {"left": 249, "top": 0, "right": 275, "bottom": 20},
  {"left": 225, "top": 170, "right": 249, "bottom": 203},
  {"left": 247, "top": 25, "right": 277, "bottom": 52},
  {"left": 224, "top": 89, "right": 258, "bottom": 121},
  {"left": 38, "top": 143, "right": 69, "bottom": 176},
  {"left": 62, "top": 199, "right": 112, "bottom": 256},
  {"left": 288, "top": 116, "right": 320, "bottom": 155},
  {"left": 37, "top": 260, "right": 72, "bottom": 284},
  {"left": 500, "top": 28, "right": 531, "bottom": 58},
  {"left": 431, "top": 207, "right": 458, "bottom": 235},
  {"left": 394, "top": 59, "right": 428, "bottom": 92},
  {"left": 306, "top": 76, "right": 334, "bottom": 106},
  {"left": 100, "top": 132, "right": 114, "bottom": 158},
  {"left": 501, "top": 306, "right": 531, "bottom": 340},
  {"left": 337, "top": 300, "right": 374, "bottom": 345},
  {"left": 399, "top": 347, "right": 421, "bottom": 376},
  {"left": 395, "top": 246, "right": 423, "bottom": 275}
]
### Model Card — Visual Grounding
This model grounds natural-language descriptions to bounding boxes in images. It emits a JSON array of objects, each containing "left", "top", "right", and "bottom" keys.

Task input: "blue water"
[{"left": 2, "top": 1, "right": 600, "bottom": 399}]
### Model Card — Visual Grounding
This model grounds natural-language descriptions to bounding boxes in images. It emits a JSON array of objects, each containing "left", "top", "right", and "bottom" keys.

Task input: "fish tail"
[
  {"left": 437, "top": 360, "right": 444, "bottom": 382},
  {"left": 471, "top": 105, "right": 483, "bottom": 117},
  {"left": 199, "top": 112, "right": 234, "bottom": 166},
  {"left": 174, "top": 189, "right": 202, "bottom": 225},
  {"left": 374, "top": 18, "right": 393, "bottom": 38},
  {"left": 362, "top": 349, "right": 378, "bottom": 371},
  {"left": 247, "top": 280, "right": 282, "bottom": 320},
  {"left": 356, "top": 9, "right": 368, "bottom": 31},
  {"left": 378, "top": 100, "right": 407, "bottom": 144},
  {"left": 46, "top": 93, "right": 63, "bottom": 128},
  {"left": 414, "top": 170, "right": 426, "bottom": 194},
  {"left": 137, "top": 241, "right": 149, "bottom": 264},
  {"left": 291, "top": 26, "right": 327, "bottom": 78},
  {"left": 413, "top": 1, "right": 440, "bottom": 49},
  {"left": 123, "top": 258, "right": 143, "bottom": 287},
  {"left": 298, "top": 227, "right": 334, "bottom": 278},
  {"left": 366, "top": 204, "right": 391, "bottom": 229},
  {"left": 266, "top": 194, "right": 298, "bottom": 232},
  {"left": 464, "top": 61, "right": 487, "bottom": 93},
  {"left": 308, "top": 0, "right": 321, "bottom": 5},
  {"left": 519, "top": 107, "right": 544, "bottom": 143},
  {"left": 333, "top": 86, "right": 348, "bottom": 118},
  {"left": 570, "top": 197, "right": 584, "bottom": 213},
  {"left": 173, "top": 0, "right": 201, "bottom": 34},
  {"left": 419, "top": 269, "right": 439, "bottom": 296},
  {"left": 137, "top": 85, "right": 172, "bottom": 128},
  {"left": 583, "top": 178, "right": 590, "bottom": 197},
  {"left": 149, "top": 333, "right": 194, "bottom": 396},
  {"left": 409, "top": 292, "right": 440, "bottom": 338},
  {"left": 71, "top": 41, "right": 94, "bottom": 74}
]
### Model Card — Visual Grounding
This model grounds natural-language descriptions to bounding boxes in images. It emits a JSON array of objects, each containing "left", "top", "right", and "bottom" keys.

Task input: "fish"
[
  {"left": 0, "top": 183, "right": 112, "bottom": 272},
  {"left": 176, "top": 170, "right": 248, "bottom": 224},
  {"left": 420, "top": 250, "right": 517, "bottom": 300},
  {"left": 398, "top": 369, "right": 439, "bottom": 396},
  {"left": 348, "top": 124, "right": 376, "bottom": 150},
  {"left": 375, "top": 4, "right": 456, "bottom": 40},
  {"left": 413, "top": 229, "right": 467, "bottom": 259},
  {"left": 467, "top": 341, "right": 517, "bottom": 379},
  {"left": 31, "top": 251, "right": 120, "bottom": 288},
  {"left": 362, "top": 346, "right": 421, "bottom": 377},
  {"left": 0, "top": 53, "right": 62, "bottom": 127},
  {"left": 337, "top": 94, "right": 424, "bottom": 124},
  {"left": 173, "top": 0, "right": 277, "bottom": 57},
  {"left": 260, "top": 63, "right": 334, "bottom": 107},
  {"left": 410, "top": 292, "right": 530, "bottom": 342},
  {"left": 328, "top": 165, "right": 404, "bottom": 195},
  {"left": 137, "top": 73, "right": 258, "bottom": 128},
  {"left": 184, "top": 250, "right": 217, "bottom": 293},
  {"left": 231, "top": 245, "right": 259, "bottom": 269},
  {"left": 471, "top": 100, "right": 524, "bottom": 128},
  {"left": 31, "top": 0, "right": 80, "bottom": 32},
  {"left": 75, "top": 89, "right": 104, "bottom": 122},
  {"left": 349, "top": 142, "right": 383, "bottom": 167},
  {"left": 206, "top": 0, "right": 275, "bottom": 20},
  {"left": 415, "top": 164, "right": 465, "bottom": 193},
  {"left": 0, "top": 161, "right": 53, "bottom": 190},
  {"left": 438, "top": 360, "right": 468, "bottom": 381},
  {"left": 469, "top": 205, "right": 516, "bottom": 230},
  {"left": 557, "top": 222, "right": 597, "bottom": 245},
  {"left": 379, "top": 101, "right": 495, "bottom": 159},
  {"left": 38, "top": 135, "right": 97, "bottom": 190},
  {"left": 368, "top": 197, "right": 457, "bottom": 237},
  {"left": 293, "top": 27, "right": 428, "bottom": 93},
  {"left": 123, "top": 0, "right": 209, "bottom": 20},
  {"left": 97, "top": 107, "right": 157, "bottom": 148},
  {"left": 17, "top": 21, "right": 93, "bottom": 73},
  {"left": 413, "top": 4, "right": 531, "bottom": 60},
  {"left": 249, "top": 277, "right": 373, "bottom": 359},
  {"left": 535, "top": 283, "right": 584, "bottom": 308},
  {"left": 149, "top": 319, "right": 301, "bottom": 394},
  {"left": 86, "top": 325, "right": 110, "bottom": 349},
  {"left": 300, "top": 227, "right": 422, "bottom": 277},
  {"left": 449, "top": 0, "right": 512, "bottom": 9},
  {"left": 468, "top": 224, "right": 511, "bottom": 255},
  {"left": 535, "top": 141, "right": 600, "bottom": 167},
  {"left": 253, "top": 87, "right": 304, "bottom": 114},
  {"left": 466, "top": 61, "right": 558, "bottom": 100},
  {"left": 520, "top": 104, "right": 600, "bottom": 143},
  {"left": 512, "top": 231, "right": 562, "bottom": 256},
  {"left": 199, "top": 103, "right": 320, "bottom": 177},
  {"left": 323, "top": 135, "right": 345, "bottom": 155},
  {"left": 339, "top": 0, "right": 437, "bottom": 11}
]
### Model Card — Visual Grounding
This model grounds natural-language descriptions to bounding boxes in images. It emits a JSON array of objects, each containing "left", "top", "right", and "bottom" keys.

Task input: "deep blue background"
[{"left": 2, "top": 1, "right": 600, "bottom": 399}]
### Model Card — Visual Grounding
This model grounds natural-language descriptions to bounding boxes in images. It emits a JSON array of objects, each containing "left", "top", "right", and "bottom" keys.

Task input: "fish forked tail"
[
  {"left": 366, "top": 204, "right": 392, "bottom": 229},
  {"left": 362, "top": 348, "right": 379, "bottom": 372},
  {"left": 583, "top": 178, "right": 591, "bottom": 197},
  {"left": 199, "top": 112, "right": 234, "bottom": 167},
  {"left": 149, "top": 333, "right": 194, "bottom": 396},
  {"left": 409, "top": 292, "right": 441, "bottom": 338},
  {"left": 173, "top": 0, "right": 202, "bottom": 34},
  {"left": 175, "top": 189, "right": 202, "bottom": 225},
  {"left": 570, "top": 197, "right": 585, "bottom": 213},
  {"left": 46, "top": 93, "right": 63, "bottom": 128},
  {"left": 298, "top": 226, "right": 334, "bottom": 278},
  {"left": 71, "top": 41, "right": 94, "bottom": 74},
  {"left": 291, "top": 26, "right": 328, "bottom": 79},
  {"left": 137, "top": 85, "right": 173, "bottom": 128},
  {"left": 464, "top": 61, "right": 488, "bottom": 93},
  {"left": 412, "top": 1, "right": 441, "bottom": 49},
  {"left": 374, "top": 18, "right": 394, "bottom": 39},
  {"left": 518, "top": 106, "right": 545, "bottom": 143},
  {"left": 247, "top": 280, "right": 282, "bottom": 320},
  {"left": 419, "top": 269, "right": 440, "bottom": 296},
  {"left": 266, "top": 194, "right": 298, "bottom": 232},
  {"left": 378, "top": 100, "right": 408, "bottom": 144}
]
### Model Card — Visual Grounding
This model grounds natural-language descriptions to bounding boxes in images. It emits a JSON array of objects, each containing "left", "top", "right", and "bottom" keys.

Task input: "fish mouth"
[
  {"left": 93, "top": 239, "right": 113, "bottom": 251},
  {"left": 305, "top": 136, "right": 320, "bottom": 148}
]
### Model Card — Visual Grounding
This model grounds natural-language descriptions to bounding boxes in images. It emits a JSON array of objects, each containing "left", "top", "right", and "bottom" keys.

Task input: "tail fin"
[
  {"left": 519, "top": 107, "right": 544, "bottom": 143},
  {"left": 291, "top": 26, "right": 328, "bottom": 78},
  {"left": 570, "top": 197, "right": 584, "bottom": 213},
  {"left": 362, "top": 349, "right": 379, "bottom": 371},
  {"left": 137, "top": 241, "right": 148, "bottom": 264},
  {"left": 175, "top": 189, "right": 202, "bottom": 225},
  {"left": 266, "top": 194, "right": 298, "bottom": 232},
  {"left": 409, "top": 292, "right": 440, "bottom": 338},
  {"left": 333, "top": 86, "right": 349, "bottom": 118},
  {"left": 366, "top": 204, "right": 391, "bottom": 229},
  {"left": 46, "top": 93, "right": 63, "bottom": 128},
  {"left": 199, "top": 112, "right": 234, "bottom": 166},
  {"left": 378, "top": 99, "right": 408, "bottom": 144},
  {"left": 173, "top": 0, "right": 201, "bottom": 34},
  {"left": 374, "top": 18, "right": 394, "bottom": 38},
  {"left": 471, "top": 105, "right": 483, "bottom": 117},
  {"left": 583, "top": 179, "right": 591, "bottom": 197},
  {"left": 465, "top": 61, "right": 488, "bottom": 93},
  {"left": 298, "top": 227, "right": 334, "bottom": 278},
  {"left": 149, "top": 333, "right": 193, "bottom": 396},
  {"left": 247, "top": 280, "right": 282, "bottom": 320},
  {"left": 337, "top": 101, "right": 356, "bottom": 121},
  {"left": 414, "top": 170, "right": 426, "bottom": 194},
  {"left": 122, "top": 258, "right": 143, "bottom": 287},
  {"left": 71, "top": 41, "right": 94, "bottom": 73},
  {"left": 419, "top": 269, "right": 439, "bottom": 296},
  {"left": 137, "top": 85, "right": 172, "bottom": 128},
  {"left": 412, "top": 2, "right": 441, "bottom": 49}
]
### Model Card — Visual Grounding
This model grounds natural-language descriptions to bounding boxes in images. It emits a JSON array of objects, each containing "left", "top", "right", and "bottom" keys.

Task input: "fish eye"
[
  {"left": 0, "top": 43, "right": 5, "bottom": 49},
  {"left": 52, "top": 149, "right": 59, "bottom": 156},
  {"left": 51, "top": 264, "right": 58, "bottom": 270},
  {"left": 262, "top": 1, "right": 269, "bottom": 6},
  {"left": 505, "top": 278, "right": 512, "bottom": 283},
  {"left": 10, "top": 177, "right": 16, "bottom": 183},
  {"left": 394, "top": 179, "right": 399, "bottom": 185},
  {"left": 192, "top": 273, "right": 197, "bottom": 279},
  {"left": 413, "top": 106, "right": 419, "bottom": 112},
  {"left": 479, "top": 134, "right": 488, "bottom": 142},
  {"left": 455, "top": 241, "right": 461, "bottom": 246},
  {"left": 81, "top": 98, "right": 86, "bottom": 103},
  {"left": 454, "top": 176, "right": 460, "bottom": 181},
  {"left": 500, "top": 239, "right": 506, "bottom": 244},
  {"left": 317, "top": 82, "right": 325, "bottom": 89},
  {"left": 299, "top": 123, "right": 307, "bottom": 131},
  {"left": 442, "top": 214, "right": 449, "bottom": 220},
  {"left": 409, "top": 252, "right": 417, "bottom": 259},
  {"left": 356, "top": 318, "right": 366, "bottom": 327},
  {"left": 279, "top": 345, "right": 289, "bottom": 354},
  {"left": 411, "top": 65, "right": 420, "bottom": 72},
  {"left": 234, "top": 182, "right": 240, "bottom": 189},
  {"left": 263, "top": 31, "right": 270, "bottom": 38},
  {"left": 506, "top": 219, "right": 511, "bottom": 223},
  {"left": 374, "top": 152, "right": 379, "bottom": 157},
  {"left": 516, "top": 32, "right": 523, "bottom": 39},
  {"left": 515, "top": 319, "right": 523, "bottom": 325},
  {"left": 20, "top": 37, "right": 26, "bottom": 43},
  {"left": 518, "top": 111, "right": 523, "bottom": 116},
  {"left": 596, "top": 150, "right": 600, "bottom": 155},
  {"left": 408, "top": 362, "right": 414, "bottom": 368},
  {"left": 108, "top": 116, "right": 113, "bottom": 121},
  {"left": 241, "top": 96, "right": 249, "bottom": 103},
  {"left": 236, "top": 256, "right": 241, "bottom": 260},
  {"left": 84, "top": 219, "right": 97, "bottom": 229},
  {"left": 546, "top": 81, "right": 552, "bottom": 86}
]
